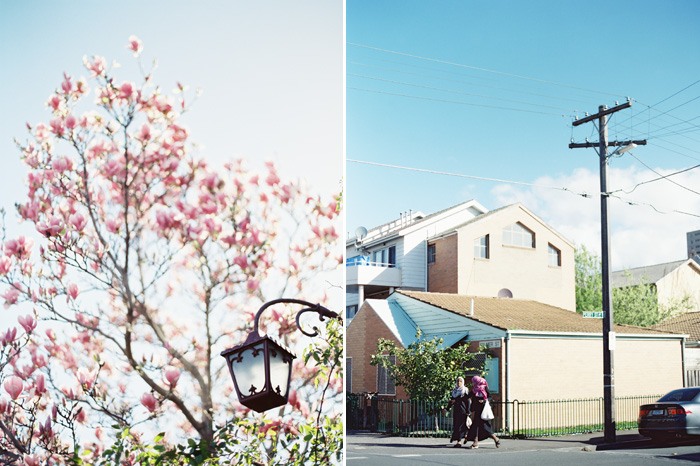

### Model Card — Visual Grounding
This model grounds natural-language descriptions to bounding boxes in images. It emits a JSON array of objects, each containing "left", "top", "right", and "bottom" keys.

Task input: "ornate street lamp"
[{"left": 221, "top": 298, "right": 341, "bottom": 412}]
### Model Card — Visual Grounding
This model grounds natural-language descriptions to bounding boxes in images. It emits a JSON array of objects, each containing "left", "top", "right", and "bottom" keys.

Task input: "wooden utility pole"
[{"left": 569, "top": 100, "right": 646, "bottom": 443}]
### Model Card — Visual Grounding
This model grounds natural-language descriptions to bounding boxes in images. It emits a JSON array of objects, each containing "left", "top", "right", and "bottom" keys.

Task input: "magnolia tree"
[{"left": 0, "top": 37, "right": 342, "bottom": 465}]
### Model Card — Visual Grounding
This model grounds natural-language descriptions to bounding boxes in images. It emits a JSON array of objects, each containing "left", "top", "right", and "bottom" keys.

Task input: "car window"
[{"left": 658, "top": 388, "right": 700, "bottom": 402}]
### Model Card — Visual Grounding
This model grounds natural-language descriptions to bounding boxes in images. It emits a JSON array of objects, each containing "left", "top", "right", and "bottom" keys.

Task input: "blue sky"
[
  {"left": 347, "top": 0, "right": 700, "bottom": 269},
  {"left": 0, "top": 0, "right": 343, "bottom": 221}
]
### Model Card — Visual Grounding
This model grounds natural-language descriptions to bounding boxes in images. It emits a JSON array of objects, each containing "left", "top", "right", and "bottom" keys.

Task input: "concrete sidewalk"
[{"left": 347, "top": 429, "right": 651, "bottom": 452}]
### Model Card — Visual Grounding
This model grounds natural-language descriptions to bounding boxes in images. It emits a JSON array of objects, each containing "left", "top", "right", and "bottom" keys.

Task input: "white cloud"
[{"left": 490, "top": 163, "right": 700, "bottom": 270}]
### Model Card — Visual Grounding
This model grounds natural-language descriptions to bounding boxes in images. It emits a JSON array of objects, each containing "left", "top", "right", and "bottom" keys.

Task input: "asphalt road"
[{"left": 346, "top": 430, "right": 700, "bottom": 465}]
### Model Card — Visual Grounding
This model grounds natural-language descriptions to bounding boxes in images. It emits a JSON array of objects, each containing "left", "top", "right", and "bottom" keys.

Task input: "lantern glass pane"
[
  {"left": 269, "top": 346, "right": 291, "bottom": 397},
  {"left": 229, "top": 343, "right": 266, "bottom": 397}
]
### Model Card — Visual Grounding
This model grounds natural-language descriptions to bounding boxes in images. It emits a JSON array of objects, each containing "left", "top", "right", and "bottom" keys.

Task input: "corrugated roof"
[
  {"left": 362, "top": 298, "right": 470, "bottom": 349},
  {"left": 397, "top": 290, "right": 672, "bottom": 335},
  {"left": 611, "top": 260, "right": 687, "bottom": 287},
  {"left": 652, "top": 312, "right": 700, "bottom": 341}
]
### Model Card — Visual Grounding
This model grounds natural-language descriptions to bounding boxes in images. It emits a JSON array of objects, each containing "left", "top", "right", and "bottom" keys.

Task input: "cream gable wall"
[
  {"left": 455, "top": 204, "right": 575, "bottom": 310},
  {"left": 656, "top": 260, "right": 700, "bottom": 311}
]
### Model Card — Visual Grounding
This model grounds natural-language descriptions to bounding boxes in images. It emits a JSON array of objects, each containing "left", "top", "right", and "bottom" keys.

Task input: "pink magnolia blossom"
[
  {"left": 51, "top": 155, "right": 73, "bottom": 172},
  {"left": 38, "top": 416, "right": 53, "bottom": 439},
  {"left": 5, "top": 237, "right": 33, "bottom": 260},
  {"left": 61, "top": 73, "right": 72, "bottom": 94},
  {"left": 49, "top": 118, "right": 64, "bottom": 136},
  {"left": 17, "top": 315, "right": 37, "bottom": 334},
  {"left": 47, "top": 94, "right": 61, "bottom": 111},
  {"left": 83, "top": 55, "right": 106, "bottom": 76},
  {"left": 2, "top": 288, "right": 20, "bottom": 308},
  {"left": 66, "top": 283, "right": 79, "bottom": 301},
  {"left": 163, "top": 367, "right": 180, "bottom": 388},
  {"left": 0, "top": 256, "right": 11, "bottom": 275},
  {"left": 23, "top": 455, "right": 40, "bottom": 466},
  {"left": 76, "top": 367, "right": 95, "bottom": 390},
  {"left": 1, "top": 327, "right": 17, "bottom": 346},
  {"left": 65, "top": 114, "right": 77, "bottom": 130},
  {"left": 137, "top": 123, "right": 151, "bottom": 142},
  {"left": 128, "top": 35, "right": 143, "bottom": 57},
  {"left": 69, "top": 212, "right": 87, "bottom": 232},
  {"left": 119, "top": 82, "right": 134, "bottom": 99},
  {"left": 140, "top": 392, "right": 158, "bottom": 412},
  {"left": 37, "top": 217, "right": 64, "bottom": 237},
  {"left": 35, "top": 374, "right": 46, "bottom": 395},
  {"left": 4, "top": 376, "right": 23, "bottom": 400}
]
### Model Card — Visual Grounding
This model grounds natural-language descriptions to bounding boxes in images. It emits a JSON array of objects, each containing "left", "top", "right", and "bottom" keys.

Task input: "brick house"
[
  {"left": 347, "top": 291, "right": 686, "bottom": 406},
  {"left": 346, "top": 201, "right": 576, "bottom": 324}
]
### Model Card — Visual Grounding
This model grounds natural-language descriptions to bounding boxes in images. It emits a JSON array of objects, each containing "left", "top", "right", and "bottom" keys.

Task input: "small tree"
[{"left": 371, "top": 331, "right": 480, "bottom": 431}]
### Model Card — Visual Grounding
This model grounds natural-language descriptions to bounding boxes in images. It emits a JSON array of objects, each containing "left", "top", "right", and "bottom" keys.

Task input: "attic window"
[
  {"left": 503, "top": 222, "right": 535, "bottom": 249},
  {"left": 548, "top": 243, "right": 561, "bottom": 267}
]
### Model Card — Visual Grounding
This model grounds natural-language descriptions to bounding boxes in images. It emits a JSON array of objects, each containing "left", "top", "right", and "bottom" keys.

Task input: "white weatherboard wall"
[{"left": 396, "top": 202, "right": 486, "bottom": 291}]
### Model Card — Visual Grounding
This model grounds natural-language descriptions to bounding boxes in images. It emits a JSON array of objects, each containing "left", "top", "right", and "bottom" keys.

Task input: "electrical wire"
[
  {"left": 348, "top": 72, "right": 572, "bottom": 113},
  {"left": 617, "top": 152, "right": 700, "bottom": 196},
  {"left": 348, "top": 158, "right": 700, "bottom": 219},
  {"left": 348, "top": 43, "right": 626, "bottom": 99},
  {"left": 347, "top": 86, "right": 564, "bottom": 116},
  {"left": 348, "top": 158, "right": 593, "bottom": 197},
  {"left": 347, "top": 59, "right": 595, "bottom": 106}
]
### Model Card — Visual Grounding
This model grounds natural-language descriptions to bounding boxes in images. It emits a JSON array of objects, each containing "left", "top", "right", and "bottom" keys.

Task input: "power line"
[
  {"left": 347, "top": 87, "right": 564, "bottom": 116},
  {"left": 348, "top": 158, "right": 700, "bottom": 219},
  {"left": 348, "top": 72, "right": 572, "bottom": 113},
  {"left": 620, "top": 152, "right": 700, "bottom": 196},
  {"left": 348, "top": 42, "right": 626, "bottom": 99},
  {"left": 348, "top": 59, "right": 596, "bottom": 106}
]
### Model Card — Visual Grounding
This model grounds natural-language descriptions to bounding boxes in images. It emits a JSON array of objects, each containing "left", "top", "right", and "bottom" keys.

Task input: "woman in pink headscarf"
[{"left": 465, "top": 376, "right": 500, "bottom": 449}]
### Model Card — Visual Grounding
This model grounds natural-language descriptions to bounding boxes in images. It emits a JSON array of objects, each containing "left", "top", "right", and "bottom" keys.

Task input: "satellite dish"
[
  {"left": 355, "top": 226, "right": 368, "bottom": 240},
  {"left": 498, "top": 288, "right": 513, "bottom": 299}
]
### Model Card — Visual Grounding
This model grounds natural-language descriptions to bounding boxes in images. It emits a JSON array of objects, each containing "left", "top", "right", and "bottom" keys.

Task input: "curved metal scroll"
[{"left": 252, "top": 298, "right": 341, "bottom": 338}]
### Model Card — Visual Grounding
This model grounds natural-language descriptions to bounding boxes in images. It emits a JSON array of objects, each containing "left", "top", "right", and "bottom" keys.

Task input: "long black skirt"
[{"left": 466, "top": 399, "right": 495, "bottom": 441}]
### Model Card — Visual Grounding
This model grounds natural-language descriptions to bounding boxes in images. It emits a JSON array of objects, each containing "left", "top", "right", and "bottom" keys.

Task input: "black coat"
[
  {"left": 447, "top": 392, "right": 471, "bottom": 442},
  {"left": 466, "top": 390, "right": 495, "bottom": 441}
]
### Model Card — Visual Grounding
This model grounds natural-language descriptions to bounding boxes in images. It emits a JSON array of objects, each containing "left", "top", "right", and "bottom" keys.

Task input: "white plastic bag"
[{"left": 481, "top": 400, "right": 494, "bottom": 421}]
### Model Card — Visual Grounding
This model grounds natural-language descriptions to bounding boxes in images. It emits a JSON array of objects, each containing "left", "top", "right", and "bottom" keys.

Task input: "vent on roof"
[{"left": 498, "top": 288, "right": 513, "bottom": 298}]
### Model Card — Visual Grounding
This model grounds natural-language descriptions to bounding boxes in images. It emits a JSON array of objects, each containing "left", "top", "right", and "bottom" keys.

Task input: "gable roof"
[
  {"left": 427, "top": 203, "right": 574, "bottom": 248},
  {"left": 611, "top": 259, "right": 690, "bottom": 287},
  {"left": 652, "top": 312, "right": 700, "bottom": 342},
  {"left": 397, "top": 290, "right": 673, "bottom": 336}
]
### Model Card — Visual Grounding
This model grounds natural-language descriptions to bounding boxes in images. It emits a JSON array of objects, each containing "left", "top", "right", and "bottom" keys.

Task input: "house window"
[
  {"left": 347, "top": 358, "right": 352, "bottom": 393},
  {"left": 474, "top": 234, "right": 489, "bottom": 259},
  {"left": 502, "top": 222, "right": 535, "bottom": 248},
  {"left": 427, "top": 244, "right": 436, "bottom": 264},
  {"left": 372, "top": 245, "right": 397, "bottom": 267},
  {"left": 377, "top": 355, "right": 396, "bottom": 395},
  {"left": 548, "top": 243, "right": 561, "bottom": 267},
  {"left": 346, "top": 305, "right": 358, "bottom": 320}
]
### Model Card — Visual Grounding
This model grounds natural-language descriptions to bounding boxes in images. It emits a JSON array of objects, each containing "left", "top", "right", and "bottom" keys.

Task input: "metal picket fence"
[{"left": 346, "top": 393, "right": 662, "bottom": 438}]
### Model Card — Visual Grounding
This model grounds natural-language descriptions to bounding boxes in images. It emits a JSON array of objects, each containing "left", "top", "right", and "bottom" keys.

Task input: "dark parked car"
[{"left": 638, "top": 387, "right": 700, "bottom": 441}]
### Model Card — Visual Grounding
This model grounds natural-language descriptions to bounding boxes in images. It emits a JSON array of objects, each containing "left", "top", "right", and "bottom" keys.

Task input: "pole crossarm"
[
  {"left": 572, "top": 101, "right": 632, "bottom": 127},
  {"left": 569, "top": 139, "right": 647, "bottom": 150}
]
